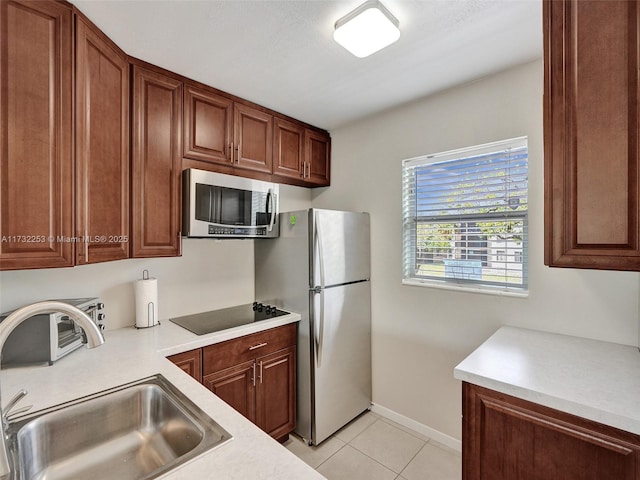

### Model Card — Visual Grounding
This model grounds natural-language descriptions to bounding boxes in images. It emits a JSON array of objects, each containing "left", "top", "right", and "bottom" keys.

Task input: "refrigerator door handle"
[
  {"left": 312, "top": 287, "right": 325, "bottom": 368},
  {"left": 315, "top": 288, "right": 324, "bottom": 368},
  {"left": 313, "top": 212, "right": 326, "bottom": 368},
  {"left": 314, "top": 210, "right": 326, "bottom": 289}
]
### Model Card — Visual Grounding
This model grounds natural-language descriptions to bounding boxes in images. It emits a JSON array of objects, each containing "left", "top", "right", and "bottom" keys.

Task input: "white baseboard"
[{"left": 370, "top": 403, "right": 462, "bottom": 453}]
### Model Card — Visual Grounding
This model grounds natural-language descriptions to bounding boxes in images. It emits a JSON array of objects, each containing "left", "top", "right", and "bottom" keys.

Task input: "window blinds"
[{"left": 402, "top": 137, "right": 528, "bottom": 291}]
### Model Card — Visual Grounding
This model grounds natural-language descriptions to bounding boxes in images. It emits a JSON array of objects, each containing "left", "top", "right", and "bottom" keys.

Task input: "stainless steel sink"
[{"left": 5, "top": 375, "right": 232, "bottom": 480}]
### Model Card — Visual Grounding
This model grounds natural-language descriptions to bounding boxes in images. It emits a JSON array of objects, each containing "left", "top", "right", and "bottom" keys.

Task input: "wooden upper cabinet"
[
  {"left": 304, "top": 129, "right": 331, "bottom": 186},
  {"left": 544, "top": 0, "right": 640, "bottom": 270},
  {"left": 131, "top": 65, "right": 182, "bottom": 258},
  {"left": 273, "top": 117, "right": 305, "bottom": 180},
  {"left": 0, "top": 0, "right": 74, "bottom": 270},
  {"left": 75, "top": 14, "right": 130, "bottom": 265},
  {"left": 273, "top": 119, "right": 331, "bottom": 187},
  {"left": 234, "top": 103, "right": 273, "bottom": 174},
  {"left": 183, "top": 84, "right": 233, "bottom": 166}
]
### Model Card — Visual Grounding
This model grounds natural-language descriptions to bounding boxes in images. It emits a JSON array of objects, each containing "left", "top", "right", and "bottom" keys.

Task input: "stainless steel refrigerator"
[{"left": 254, "top": 208, "right": 372, "bottom": 445}]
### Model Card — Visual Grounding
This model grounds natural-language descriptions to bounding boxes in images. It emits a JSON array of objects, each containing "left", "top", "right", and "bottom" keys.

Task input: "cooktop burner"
[{"left": 170, "top": 302, "right": 289, "bottom": 336}]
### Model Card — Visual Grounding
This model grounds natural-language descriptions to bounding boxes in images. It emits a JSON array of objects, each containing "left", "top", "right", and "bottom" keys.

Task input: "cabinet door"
[
  {"left": 203, "top": 360, "right": 256, "bottom": 423},
  {"left": 304, "top": 130, "right": 330, "bottom": 186},
  {"left": 75, "top": 16, "right": 129, "bottom": 265},
  {"left": 131, "top": 66, "right": 182, "bottom": 258},
  {"left": 255, "top": 346, "right": 296, "bottom": 440},
  {"left": 234, "top": 103, "right": 273, "bottom": 173},
  {"left": 544, "top": 0, "right": 640, "bottom": 270},
  {"left": 0, "top": 0, "right": 73, "bottom": 270},
  {"left": 167, "top": 349, "right": 202, "bottom": 383},
  {"left": 273, "top": 118, "right": 304, "bottom": 180},
  {"left": 183, "top": 84, "right": 233, "bottom": 166},
  {"left": 463, "top": 382, "right": 640, "bottom": 480}
]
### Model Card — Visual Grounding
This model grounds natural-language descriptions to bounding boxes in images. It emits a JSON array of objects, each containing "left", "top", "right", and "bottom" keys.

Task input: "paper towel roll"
[{"left": 135, "top": 275, "right": 158, "bottom": 329}]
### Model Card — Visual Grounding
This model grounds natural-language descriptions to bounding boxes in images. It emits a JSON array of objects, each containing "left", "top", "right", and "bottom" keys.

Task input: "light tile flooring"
[{"left": 284, "top": 411, "right": 461, "bottom": 480}]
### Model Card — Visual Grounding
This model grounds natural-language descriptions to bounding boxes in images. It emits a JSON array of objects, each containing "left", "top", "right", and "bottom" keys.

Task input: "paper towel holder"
[{"left": 135, "top": 270, "right": 160, "bottom": 329}]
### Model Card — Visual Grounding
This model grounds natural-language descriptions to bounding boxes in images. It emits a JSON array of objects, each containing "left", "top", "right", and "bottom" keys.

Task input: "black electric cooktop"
[{"left": 170, "top": 302, "right": 289, "bottom": 336}]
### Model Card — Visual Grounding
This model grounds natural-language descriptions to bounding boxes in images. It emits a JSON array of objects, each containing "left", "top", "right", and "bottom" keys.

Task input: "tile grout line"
[
  {"left": 397, "top": 442, "right": 429, "bottom": 479},
  {"left": 314, "top": 440, "right": 348, "bottom": 470},
  {"left": 344, "top": 418, "right": 427, "bottom": 477},
  {"left": 315, "top": 417, "right": 379, "bottom": 470}
]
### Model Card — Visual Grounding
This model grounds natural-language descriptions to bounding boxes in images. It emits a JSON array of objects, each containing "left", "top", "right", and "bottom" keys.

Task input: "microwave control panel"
[{"left": 208, "top": 225, "right": 267, "bottom": 236}]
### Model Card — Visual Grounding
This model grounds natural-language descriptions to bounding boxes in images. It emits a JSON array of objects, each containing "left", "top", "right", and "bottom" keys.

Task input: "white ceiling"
[{"left": 70, "top": 0, "right": 542, "bottom": 131}]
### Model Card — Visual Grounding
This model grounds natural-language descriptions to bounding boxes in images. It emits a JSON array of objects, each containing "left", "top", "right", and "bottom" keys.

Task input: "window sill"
[{"left": 402, "top": 278, "right": 529, "bottom": 298}]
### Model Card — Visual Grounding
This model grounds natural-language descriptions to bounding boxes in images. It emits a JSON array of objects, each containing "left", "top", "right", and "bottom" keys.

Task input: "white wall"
[
  {"left": 0, "top": 184, "right": 311, "bottom": 330},
  {"left": 312, "top": 59, "right": 640, "bottom": 443}
]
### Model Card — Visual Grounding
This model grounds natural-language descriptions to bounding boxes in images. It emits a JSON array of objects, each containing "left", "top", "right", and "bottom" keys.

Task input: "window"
[{"left": 402, "top": 137, "right": 528, "bottom": 293}]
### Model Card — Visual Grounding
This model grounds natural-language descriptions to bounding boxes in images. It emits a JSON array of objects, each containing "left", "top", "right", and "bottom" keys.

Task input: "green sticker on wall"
[{"left": 290, "top": 215, "right": 297, "bottom": 225}]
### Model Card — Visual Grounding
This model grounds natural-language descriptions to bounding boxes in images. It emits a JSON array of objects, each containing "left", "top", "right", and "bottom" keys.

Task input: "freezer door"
[
  {"left": 311, "top": 209, "right": 370, "bottom": 288},
  {"left": 312, "top": 280, "right": 371, "bottom": 445}
]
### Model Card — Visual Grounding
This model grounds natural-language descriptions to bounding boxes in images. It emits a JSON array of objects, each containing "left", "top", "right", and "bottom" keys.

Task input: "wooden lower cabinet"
[
  {"left": 203, "top": 348, "right": 297, "bottom": 440},
  {"left": 169, "top": 324, "right": 297, "bottom": 441},
  {"left": 203, "top": 323, "right": 297, "bottom": 441},
  {"left": 255, "top": 347, "right": 296, "bottom": 439},
  {"left": 167, "top": 348, "right": 202, "bottom": 383},
  {"left": 463, "top": 382, "right": 640, "bottom": 480},
  {"left": 204, "top": 360, "right": 256, "bottom": 422}
]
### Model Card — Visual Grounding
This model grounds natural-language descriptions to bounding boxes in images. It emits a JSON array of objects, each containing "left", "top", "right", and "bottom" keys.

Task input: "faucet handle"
[{"left": 3, "top": 389, "right": 31, "bottom": 424}]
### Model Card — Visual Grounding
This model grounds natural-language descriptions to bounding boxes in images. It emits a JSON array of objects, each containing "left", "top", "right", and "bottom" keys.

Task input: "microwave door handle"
[{"left": 266, "top": 189, "right": 275, "bottom": 233}]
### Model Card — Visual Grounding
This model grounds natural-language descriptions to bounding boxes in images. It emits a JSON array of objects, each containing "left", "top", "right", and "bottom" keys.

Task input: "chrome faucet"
[{"left": 0, "top": 301, "right": 105, "bottom": 479}]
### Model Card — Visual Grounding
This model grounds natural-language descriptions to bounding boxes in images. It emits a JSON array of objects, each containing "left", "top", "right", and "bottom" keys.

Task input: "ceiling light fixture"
[{"left": 333, "top": 0, "right": 400, "bottom": 58}]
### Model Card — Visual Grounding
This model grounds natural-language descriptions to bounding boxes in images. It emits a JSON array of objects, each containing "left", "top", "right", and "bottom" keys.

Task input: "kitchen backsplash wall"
[{"left": 0, "top": 185, "right": 311, "bottom": 330}]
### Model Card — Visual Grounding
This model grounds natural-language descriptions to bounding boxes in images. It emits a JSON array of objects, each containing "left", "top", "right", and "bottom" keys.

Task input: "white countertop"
[
  {"left": 454, "top": 326, "right": 640, "bottom": 435},
  {"left": 0, "top": 312, "right": 326, "bottom": 480}
]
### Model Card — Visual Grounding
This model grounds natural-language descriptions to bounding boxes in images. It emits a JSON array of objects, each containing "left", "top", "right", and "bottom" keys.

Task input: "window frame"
[{"left": 402, "top": 137, "right": 529, "bottom": 297}]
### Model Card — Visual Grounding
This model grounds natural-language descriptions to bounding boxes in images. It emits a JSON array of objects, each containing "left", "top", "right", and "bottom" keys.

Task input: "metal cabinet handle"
[
  {"left": 229, "top": 143, "right": 234, "bottom": 162},
  {"left": 258, "top": 361, "right": 263, "bottom": 384},
  {"left": 248, "top": 342, "right": 267, "bottom": 351},
  {"left": 251, "top": 362, "right": 256, "bottom": 387},
  {"left": 236, "top": 144, "right": 241, "bottom": 163}
]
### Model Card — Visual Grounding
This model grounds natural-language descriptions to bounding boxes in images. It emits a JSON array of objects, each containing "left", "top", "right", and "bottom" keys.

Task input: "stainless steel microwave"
[{"left": 182, "top": 169, "right": 279, "bottom": 239}]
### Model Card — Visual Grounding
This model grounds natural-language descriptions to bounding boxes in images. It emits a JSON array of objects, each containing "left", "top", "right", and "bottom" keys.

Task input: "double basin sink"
[{"left": 5, "top": 375, "right": 232, "bottom": 480}]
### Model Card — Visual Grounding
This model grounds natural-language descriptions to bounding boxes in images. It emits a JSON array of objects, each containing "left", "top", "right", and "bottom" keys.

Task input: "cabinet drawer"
[{"left": 203, "top": 323, "right": 297, "bottom": 375}]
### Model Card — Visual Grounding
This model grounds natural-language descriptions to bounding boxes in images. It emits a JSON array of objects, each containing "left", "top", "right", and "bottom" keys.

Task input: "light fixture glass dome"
[{"left": 333, "top": 0, "right": 400, "bottom": 58}]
